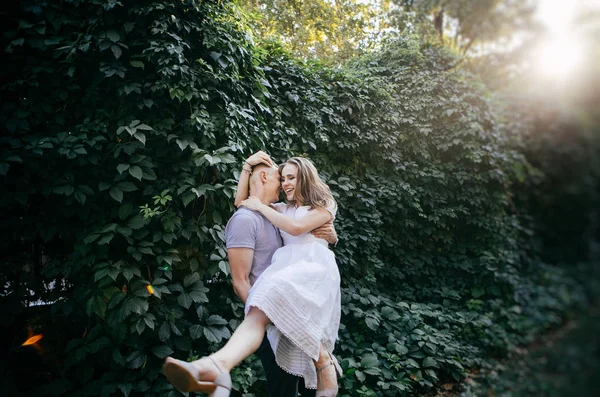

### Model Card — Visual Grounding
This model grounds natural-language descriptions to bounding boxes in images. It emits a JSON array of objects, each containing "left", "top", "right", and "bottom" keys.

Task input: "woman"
[{"left": 163, "top": 153, "right": 342, "bottom": 397}]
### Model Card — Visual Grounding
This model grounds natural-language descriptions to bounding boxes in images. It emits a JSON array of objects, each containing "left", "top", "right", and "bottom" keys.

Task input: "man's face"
[{"left": 265, "top": 167, "right": 281, "bottom": 203}]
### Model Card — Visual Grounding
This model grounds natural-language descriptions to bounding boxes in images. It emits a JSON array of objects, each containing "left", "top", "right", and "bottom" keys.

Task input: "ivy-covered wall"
[{"left": 1, "top": 1, "right": 597, "bottom": 396}]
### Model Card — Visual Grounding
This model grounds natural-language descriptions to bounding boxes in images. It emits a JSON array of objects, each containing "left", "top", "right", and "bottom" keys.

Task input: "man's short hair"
[{"left": 250, "top": 164, "right": 278, "bottom": 188}]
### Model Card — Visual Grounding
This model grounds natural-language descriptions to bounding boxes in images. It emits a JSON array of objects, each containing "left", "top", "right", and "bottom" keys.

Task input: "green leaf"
[
  {"left": 182, "top": 192, "right": 196, "bottom": 207},
  {"left": 119, "top": 203, "right": 133, "bottom": 220},
  {"left": 84, "top": 234, "right": 101, "bottom": 244},
  {"left": 207, "top": 315, "right": 228, "bottom": 326},
  {"left": 190, "top": 325, "right": 203, "bottom": 340},
  {"left": 410, "top": 370, "right": 423, "bottom": 381},
  {"left": 118, "top": 383, "right": 132, "bottom": 397},
  {"left": 203, "top": 326, "right": 222, "bottom": 343},
  {"left": 151, "top": 345, "right": 173, "bottom": 358},
  {"left": 216, "top": 153, "right": 235, "bottom": 163},
  {"left": 189, "top": 290, "right": 208, "bottom": 303},
  {"left": 117, "top": 181, "right": 137, "bottom": 192},
  {"left": 394, "top": 343, "right": 409, "bottom": 355},
  {"left": 127, "top": 352, "right": 146, "bottom": 369},
  {"left": 363, "top": 367, "right": 381, "bottom": 375},
  {"left": 64, "top": 185, "right": 75, "bottom": 196},
  {"left": 74, "top": 189, "right": 87, "bottom": 204},
  {"left": 218, "top": 261, "right": 230, "bottom": 275},
  {"left": 97, "top": 234, "right": 114, "bottom": 245},
  {"left": 381, "top": 306, "right": 400, "bottom": 320},
  {"left": 192, "top": 184, "right": 214, "bottom": 198},
  {"left": 94, "top": 268, "right": 110, "bottom": 282},
  {"left": 178, "top": 293, "right": 192, "bottom": 309},
  {"left": 117, "top": 164, "right": 130, "bottom": 174},
  {"left": 196, "top": 306, "right": 207, "bottom": 320},
  {"left": 110, "top": 186, "right": 123, "bottom": 202},
  {"left": 365, "top": 315, "right": 379, "bottom": 330},
  {"left": 133, "top": 132, "right": 146, "bottom": 145},
  {"left": 129, "top": 166, "right": 143, "bottom": 180},
  {"left": 130, "top": 61, "right": 145, "bottom": 69},
  {"left": 111, "top": 45, "right": 122, "bottom": 59},
  {"left": 183, "top": 273, "right": 200, "bottom": 287},
  {"left": 135, "top": 319, "right": 145, "bottom": 334},
  {"left": 79, "top": 185, "right": 94, "bottom": 195},
  {"left": 122, "top": 266, "right": 139, "bottom": 281},
  {"left": 158, "top": 322, "right": 171, "bottom": 342},
  {"left": 106, "top": 30, "right": 120, "bottom": 43},
  {"left": 128, "top": 215, "right": 147, "bottom": 230},
  {"left": 112, "top": 349, "right": 126, "bottom": 366},
  {"left": 423, "top": 357, "right": 438, "bottom": 368},
  {"left": 424, "top": 368, "right": 438, "bottom": 379},
  {"left": 136, "top": 124, "right": 153, "bottom": 131},
  {"left": 355, "top": 370, "right": 366, "bottom": 382},
  {"left": 361, "top": 353, "right": 378, "bottom": 368}
]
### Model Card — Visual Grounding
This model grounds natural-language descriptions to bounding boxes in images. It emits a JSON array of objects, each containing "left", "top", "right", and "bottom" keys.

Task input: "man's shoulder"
[
  {"left": 226, "top": 208, "right": 264, "bottom": 234},
  {"left": 228, "top": 208, "right": 263, "bottom": 224},
  {"left": 225, "top": 209, "right": 262, "bottom": 248}
]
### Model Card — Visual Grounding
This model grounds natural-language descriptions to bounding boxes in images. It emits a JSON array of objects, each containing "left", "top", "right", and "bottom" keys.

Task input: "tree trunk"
[{"left": 434, "top": 7, "right": 444, "bottom": 42}]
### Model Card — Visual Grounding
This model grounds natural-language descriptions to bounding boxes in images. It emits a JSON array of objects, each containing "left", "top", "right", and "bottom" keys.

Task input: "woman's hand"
[
  {"left": 240, "top": 196, "right": 264, "bottom": 211},
  {"left": 245, "top": 150, "right": 275, "bottom": 168}
]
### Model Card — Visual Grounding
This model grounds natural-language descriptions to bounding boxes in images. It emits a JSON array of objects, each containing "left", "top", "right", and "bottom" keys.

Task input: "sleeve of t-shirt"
[
  {"left": 270, "top": 202, "right": 287, "bottom": 213},
  {"left": 225, "top": 211, "right": 259, "bottom": 250}
]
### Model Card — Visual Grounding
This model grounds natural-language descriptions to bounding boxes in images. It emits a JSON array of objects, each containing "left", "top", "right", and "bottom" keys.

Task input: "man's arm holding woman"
[{"left": 228, "top": 247, "right": 253, "bottom": 303}]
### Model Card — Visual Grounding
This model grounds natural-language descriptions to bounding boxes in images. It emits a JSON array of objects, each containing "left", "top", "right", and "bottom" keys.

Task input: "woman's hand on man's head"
[{"left": 246, "top": 150, "right": 275, "bottom": 168}]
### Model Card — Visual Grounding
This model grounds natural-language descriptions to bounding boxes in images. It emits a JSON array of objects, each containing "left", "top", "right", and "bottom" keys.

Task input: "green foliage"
[
  {"left": 397, "top": 0, "right": 535, "bottom": 55},
  {"left": 0, "top": 1, "right": 596, "bottom": 396},
  {"left": 462, "top": 306, "right": 600, "bottom": 397},
  {"left": 240, "top": 0, "right": 388, "bottom": 63}
]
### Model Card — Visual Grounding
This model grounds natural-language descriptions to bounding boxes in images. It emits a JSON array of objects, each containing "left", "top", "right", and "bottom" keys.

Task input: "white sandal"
[
  {"left": 316, "top": 352, "right": 343, "bottom": 397},
  {"left": 163, "top": 356, "right": 232, "bottom": 396}
]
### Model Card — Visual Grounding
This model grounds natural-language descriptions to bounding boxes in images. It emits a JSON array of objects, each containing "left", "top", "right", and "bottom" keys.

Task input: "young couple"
[{"left": 163, "top": 151, "right": 342, "bottom": 397}]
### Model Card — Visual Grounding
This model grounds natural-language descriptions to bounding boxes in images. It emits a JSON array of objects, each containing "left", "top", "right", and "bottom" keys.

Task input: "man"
[{"left": 225, "top": 161, "right": 337, "bottom": 397}]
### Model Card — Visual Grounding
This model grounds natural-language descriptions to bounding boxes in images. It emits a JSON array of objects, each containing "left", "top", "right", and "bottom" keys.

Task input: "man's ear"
[{"left": 260, "top": 170, "right": 268, "bottom": 183}]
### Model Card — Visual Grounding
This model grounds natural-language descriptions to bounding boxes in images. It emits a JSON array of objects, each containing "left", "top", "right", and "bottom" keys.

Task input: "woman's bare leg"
[
  {"left": 163, "top": 307, "right": 270, "bottom": 393},
  {"left": 205, "top": 306, "right": 270, "bottom": 372}
]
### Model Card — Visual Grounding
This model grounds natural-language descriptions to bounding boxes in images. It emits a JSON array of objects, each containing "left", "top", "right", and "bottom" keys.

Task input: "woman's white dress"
[{"left": 245, "top": 203, "right": 341, "bottom": 389}]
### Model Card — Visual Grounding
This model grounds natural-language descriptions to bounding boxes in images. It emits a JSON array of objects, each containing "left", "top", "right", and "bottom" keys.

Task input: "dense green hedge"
[{"left": 1, "top": 1, "right": 597, "bottom": 396}]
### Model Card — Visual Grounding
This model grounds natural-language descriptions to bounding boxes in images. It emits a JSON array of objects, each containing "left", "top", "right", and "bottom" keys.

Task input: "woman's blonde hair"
[{"left": 279, "top": 157, "right": 336, "bottom": 211}]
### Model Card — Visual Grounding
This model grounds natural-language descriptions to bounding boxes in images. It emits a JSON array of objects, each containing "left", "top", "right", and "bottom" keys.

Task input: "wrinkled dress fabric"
[{"left": 245, "top": 203, "right": 341, "bottom": 389}]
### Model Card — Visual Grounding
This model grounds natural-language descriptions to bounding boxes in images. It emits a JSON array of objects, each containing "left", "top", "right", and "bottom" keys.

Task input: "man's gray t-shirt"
[{"left": 225, "top": 207, "right": 282, "bottom": 285}]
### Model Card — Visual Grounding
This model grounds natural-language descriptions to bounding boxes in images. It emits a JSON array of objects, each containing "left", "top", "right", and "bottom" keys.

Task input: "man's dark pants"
[{"left": 256, "top": 334, "right": 316, "bottom": 397}]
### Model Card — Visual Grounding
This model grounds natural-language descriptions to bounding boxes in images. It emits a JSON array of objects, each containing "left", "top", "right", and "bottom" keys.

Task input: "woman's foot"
[
  {"left": 162, "top": 356, "right": 231, "bottom": 395},
  {"left": 315, "top": 348, "right": 340, "bottom": 396}
]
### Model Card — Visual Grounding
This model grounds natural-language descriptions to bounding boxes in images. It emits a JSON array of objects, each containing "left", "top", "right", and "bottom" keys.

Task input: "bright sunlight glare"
[
  {"left": 536, "top": 0, "right": 577, "bottom": 34},
  {"left": 536, "top": 36, "right": 583, "bottom": 78},
  {"left": 533, "top": 0, "right": 586, "bottom": 81}
]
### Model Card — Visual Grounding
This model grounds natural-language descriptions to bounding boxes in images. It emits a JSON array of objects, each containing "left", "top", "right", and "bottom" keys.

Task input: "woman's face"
[{"left": 280, "top": 163, "right": 299, "bottom": 201}]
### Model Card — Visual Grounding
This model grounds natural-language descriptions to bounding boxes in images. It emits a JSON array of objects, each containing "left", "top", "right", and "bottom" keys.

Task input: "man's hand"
[{"left": 311, "top": 220, "right": 338, "bottom": 246}]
